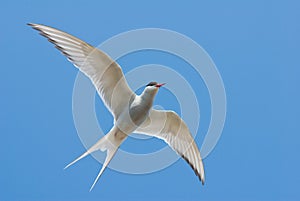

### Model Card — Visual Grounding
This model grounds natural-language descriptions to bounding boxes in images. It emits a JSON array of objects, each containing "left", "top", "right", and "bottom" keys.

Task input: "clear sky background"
[{"left": 1, "top": 1, "right": 299, "bottom": 201}]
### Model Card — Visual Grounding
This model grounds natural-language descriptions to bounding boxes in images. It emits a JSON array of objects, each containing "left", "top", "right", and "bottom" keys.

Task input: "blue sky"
[{"left": 1, "top": 1, "right": 299, "bottom": 200}]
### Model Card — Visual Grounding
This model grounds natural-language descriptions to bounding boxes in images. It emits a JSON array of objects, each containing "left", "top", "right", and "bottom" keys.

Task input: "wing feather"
[
  {"left": 28, "top": 23, "right": 134, "bottom": 119},
  {"left": 135, "top": 109, "right": 205, "bottom": 184}
]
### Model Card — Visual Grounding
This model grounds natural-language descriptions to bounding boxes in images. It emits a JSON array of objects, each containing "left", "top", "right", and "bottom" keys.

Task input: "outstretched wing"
[
  {"left": 135, "top": 109, "right": 205, "bottom": 184},
  {"left": 28, "top": 23, "right": 135, "bottom": 119}
]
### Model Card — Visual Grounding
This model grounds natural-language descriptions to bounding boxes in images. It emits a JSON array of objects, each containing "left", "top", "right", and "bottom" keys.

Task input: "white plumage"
[{"left": 28, "top": 23, "right": 205, "bottom": 190}]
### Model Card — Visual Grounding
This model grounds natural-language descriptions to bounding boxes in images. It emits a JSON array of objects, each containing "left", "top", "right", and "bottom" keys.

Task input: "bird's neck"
[{"left": 140, "top": 89, "right": 157, "bottom": 105}]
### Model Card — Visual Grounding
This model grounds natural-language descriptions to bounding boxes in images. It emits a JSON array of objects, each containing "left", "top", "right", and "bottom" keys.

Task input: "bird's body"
[{"left": 28, "top": 23, "right": 205, "bottom": 191}]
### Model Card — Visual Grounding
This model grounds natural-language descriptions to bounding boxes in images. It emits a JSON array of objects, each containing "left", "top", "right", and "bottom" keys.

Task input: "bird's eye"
[{"left": 146, "top": 81, "right": 157, "bottom": 87}]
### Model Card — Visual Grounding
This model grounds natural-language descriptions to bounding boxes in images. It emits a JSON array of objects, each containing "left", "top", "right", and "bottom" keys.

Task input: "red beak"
[{"left": 155, "top": 83, "right": 166, "bottom": 88}]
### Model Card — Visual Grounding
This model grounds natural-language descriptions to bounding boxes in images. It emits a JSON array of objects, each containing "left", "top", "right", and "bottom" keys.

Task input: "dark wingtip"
[
  {"left": 27, "top": 23, "right": 41, "bottom": 32},
  {"left": 27, "top": 23, "right": 35, "bottom": 27},
  {"left": 180, "top": 153, "right": 205, "bottom": 186}
]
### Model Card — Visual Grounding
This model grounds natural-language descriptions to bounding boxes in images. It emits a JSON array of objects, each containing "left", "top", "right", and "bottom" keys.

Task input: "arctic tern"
[{"left": 28, "top": 23, "right": 205, "bottom": 190}]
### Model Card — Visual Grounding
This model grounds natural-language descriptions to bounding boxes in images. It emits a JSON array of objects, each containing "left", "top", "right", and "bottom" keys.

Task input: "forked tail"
[{"left": 64, "top": 127, "right": 127, "bottom": 191}]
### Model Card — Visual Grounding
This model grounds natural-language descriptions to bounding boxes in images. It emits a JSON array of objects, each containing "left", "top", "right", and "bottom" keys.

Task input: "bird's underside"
[{"left": 28, "top": 23, "right": 205, "bottom": 191}]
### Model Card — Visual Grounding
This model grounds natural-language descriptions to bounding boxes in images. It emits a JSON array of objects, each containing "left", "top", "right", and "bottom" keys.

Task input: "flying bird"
[{"left": 28, "top": 23, "right": 205, "bottom": 191}]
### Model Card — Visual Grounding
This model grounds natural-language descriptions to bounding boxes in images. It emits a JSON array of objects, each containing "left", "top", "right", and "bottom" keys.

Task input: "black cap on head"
[{"left": 146, "top": 81, "right": 158, "bottom": 87}]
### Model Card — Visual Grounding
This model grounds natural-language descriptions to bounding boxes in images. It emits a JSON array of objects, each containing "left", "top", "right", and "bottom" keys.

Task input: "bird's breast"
[{"left": 115, "top": 96, "right": 152, "bottom": 134}]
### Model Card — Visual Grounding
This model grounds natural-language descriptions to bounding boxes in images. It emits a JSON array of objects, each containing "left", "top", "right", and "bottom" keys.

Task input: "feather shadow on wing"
[{"left": 28, "top": 23, "right": 205, "bottom": 190}]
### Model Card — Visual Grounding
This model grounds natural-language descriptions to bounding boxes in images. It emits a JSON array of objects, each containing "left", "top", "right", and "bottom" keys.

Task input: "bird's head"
[{"left": 143, "top": 81, "right": 165, "bottom": 96}]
